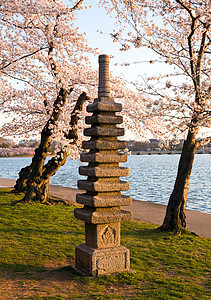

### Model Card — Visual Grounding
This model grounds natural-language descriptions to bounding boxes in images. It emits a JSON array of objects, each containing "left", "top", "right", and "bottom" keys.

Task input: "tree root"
[
  {"left": 157, "top": 225, "right": 185, "bottom": 236},
  {"left": 190, "top": 231, "right": 200, "bottom": 237},
  {"left": 11, "top": 198, "right": 30, "bottom": 205},
  {"left": 41, "top": 197, "right": 69, "bottom": 205}
]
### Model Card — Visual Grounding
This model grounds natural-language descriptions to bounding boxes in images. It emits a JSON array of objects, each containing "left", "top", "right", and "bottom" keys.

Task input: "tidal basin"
[{"left": 0, "top": 154, "right": 210, "bottom": 213}]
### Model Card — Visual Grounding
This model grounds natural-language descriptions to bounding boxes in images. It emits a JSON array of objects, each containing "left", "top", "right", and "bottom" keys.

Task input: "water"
[{"left": 0, "top": 154, "right": 210, "bottom": 213}]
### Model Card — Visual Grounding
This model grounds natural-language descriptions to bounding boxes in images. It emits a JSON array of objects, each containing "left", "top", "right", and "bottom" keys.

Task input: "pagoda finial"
[{"left": 98, "top": 54, "right": 110, "bottom": 98}]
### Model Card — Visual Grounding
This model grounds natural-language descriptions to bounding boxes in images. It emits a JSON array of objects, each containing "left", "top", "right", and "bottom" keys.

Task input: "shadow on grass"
[
  {"left": 0, "top": 190, "right": 14, "bottom": 194},
  {"left": 0, "top": 262, "right": 84, "bottom": 281},
  {"left": 0, "top": 202, "right": 13, "bottom": 207},
  {"left": 0, "top": 262, "right": 46, "bottom": 273},
  {"left": 0, "top": 189, "right": 23, "bottom": 205},
  {"left": 0, "top": 189, "right": 18, "bottom": 197},
  {"left": 121, "top": 220, "right": 194, "bottom": 242},
  {"left": 0, "top": 227, "right": 83, "bottom": 237},
  {"left": 122, "top": 226, "right": 173, "bottom": 241}
]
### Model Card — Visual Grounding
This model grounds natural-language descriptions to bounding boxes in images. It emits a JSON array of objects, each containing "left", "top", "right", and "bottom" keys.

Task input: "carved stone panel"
[
  {"left": 75, "top": 244, "right": 130, "bottom": 276},
  {"left": 85, "top": 222, "right": 120, "bottom": 249}
]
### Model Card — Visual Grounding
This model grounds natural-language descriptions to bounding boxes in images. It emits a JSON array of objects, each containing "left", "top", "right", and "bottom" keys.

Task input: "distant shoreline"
[
  {"left": 129, "top": 151, "right": 210, "bottom": 155},
  {"left": 0, "top": 152, "right": 210, "bottom": 158},
  {"left": 0, "top": 155, "right": 33, "bottom": 158},
  {"left": 0, "top": 155, "right": 53, "bottom": 158}
]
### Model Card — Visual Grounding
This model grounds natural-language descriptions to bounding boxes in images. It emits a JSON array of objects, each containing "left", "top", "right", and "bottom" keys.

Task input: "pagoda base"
[{"left": 75, "top": 243, "right": 130, "bottom": 276}]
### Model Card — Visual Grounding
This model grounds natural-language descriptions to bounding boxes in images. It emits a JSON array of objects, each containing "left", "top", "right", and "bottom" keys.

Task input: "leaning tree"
[
  {"left": 0, "top": 0, "right": 98, "bottom": 203},
  {"left": 101, "top": 0, "right": 211, "bottom": 232}
]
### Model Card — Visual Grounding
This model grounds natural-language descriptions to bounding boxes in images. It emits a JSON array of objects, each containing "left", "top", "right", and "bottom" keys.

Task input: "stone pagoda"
[{"left": 74, "top": 54, "right": 132, "bottom": 276}]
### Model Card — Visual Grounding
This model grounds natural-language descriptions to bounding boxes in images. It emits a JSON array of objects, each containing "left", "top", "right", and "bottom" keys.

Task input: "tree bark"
[
  {"left": 159, "top": 129, "right": 198, "bottom": 233},
  {"left": 36, "top": 179, "right": 50, "bottom": 204},
  {"left": 33, "top": 92, "right": 88, "bottom": 204},
  {"left": 12, "top": 87, "right": 68, "bottom": 204},
  {"left": 13, "top": 165, "right": 33, "bottom": 193},
  {"left": 13, "top": 92, "right": 88, "bottom": 204}
]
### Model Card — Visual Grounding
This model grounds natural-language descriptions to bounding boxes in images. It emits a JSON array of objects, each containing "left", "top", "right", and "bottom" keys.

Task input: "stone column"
[{"left": 74, "top": 54, "right": 132, "bottom": 276}]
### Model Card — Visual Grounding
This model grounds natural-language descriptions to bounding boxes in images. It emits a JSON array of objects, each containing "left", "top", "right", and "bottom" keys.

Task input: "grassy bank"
[{"left": 0, "top": 188, "right": 210, "bottom": 299}]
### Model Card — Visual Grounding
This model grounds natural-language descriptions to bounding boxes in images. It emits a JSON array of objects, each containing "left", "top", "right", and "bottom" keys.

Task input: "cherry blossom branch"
[
  {"left": 175, "top": 0, "right": 195, "bottom": 19},
  {"left": 0, "top": 46, "right": 48, "bottom": 71},
  {"left": 0, "top": 124, "right": 43, "bottom": 137},
  {"left": 187, "top": 17, "right": 197, "bottom": 88},
  {"left": 69, "top": 0, "right": 84, "bottom": 12},
  {"left": 196, "top": 24, "right": 210, "bottom": 88},
  {"left": 1, "top": 71, "right": 49, "bottom": 104}
]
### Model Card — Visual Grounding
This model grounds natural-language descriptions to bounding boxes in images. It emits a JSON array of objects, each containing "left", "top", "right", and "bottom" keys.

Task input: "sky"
[{"left": 74, "top": 3, "right": 164, "bottom": 82}]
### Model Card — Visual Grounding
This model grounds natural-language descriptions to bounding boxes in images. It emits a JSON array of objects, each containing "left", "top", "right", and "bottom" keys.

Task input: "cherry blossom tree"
[
  {"left": 101, "top": 0, "right": 211, "bottom": 232},
  {"left": 0, "top": 0, "right": 98, "bottom": 203}
]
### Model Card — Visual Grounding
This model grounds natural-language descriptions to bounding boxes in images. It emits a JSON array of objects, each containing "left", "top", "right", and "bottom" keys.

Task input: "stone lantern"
[{"left": 74, "top": 54, "right": 132, "bottom": 276}]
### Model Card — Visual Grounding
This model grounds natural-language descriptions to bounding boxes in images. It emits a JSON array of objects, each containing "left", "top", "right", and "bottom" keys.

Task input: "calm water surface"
[{"left": 0, "top": 154, "right": 210, "bottom": 213}]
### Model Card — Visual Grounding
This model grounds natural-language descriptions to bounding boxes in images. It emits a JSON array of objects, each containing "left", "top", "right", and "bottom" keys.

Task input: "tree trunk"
[
  {"left": 159, "top": 129, "right": 198, "bottom": 233},
  {"left": 36, "top": 179, "right": 50, "bottom": 204},
  {"left": 33, "top": 92, "right": 88, "bottom": 204},
  {"left": 13, "top": 92, "right": 88, "bottom": 205},
  {"left": 13, "top": 165, "right": 33, "bottom": 193}
]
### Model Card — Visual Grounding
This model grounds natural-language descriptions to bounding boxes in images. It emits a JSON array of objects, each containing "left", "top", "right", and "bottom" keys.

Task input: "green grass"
[{"left": 0, "top": 188, "right": 210, "bottom": 299}]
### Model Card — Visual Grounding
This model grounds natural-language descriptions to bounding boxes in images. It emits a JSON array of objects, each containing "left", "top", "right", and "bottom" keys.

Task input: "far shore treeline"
[{"left": 0, "top": 137, "right": 210, "bottom": 157}]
